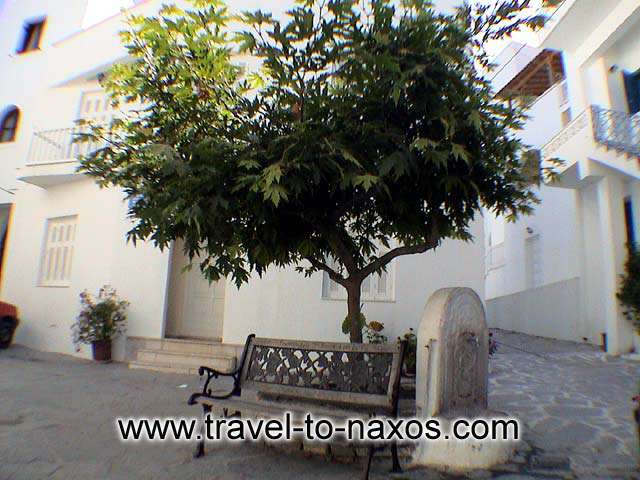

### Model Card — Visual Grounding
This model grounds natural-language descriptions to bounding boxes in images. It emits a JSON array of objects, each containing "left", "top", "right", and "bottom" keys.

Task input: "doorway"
[{"left": 165, "top": 240, "right": 225, "bottom": 340}]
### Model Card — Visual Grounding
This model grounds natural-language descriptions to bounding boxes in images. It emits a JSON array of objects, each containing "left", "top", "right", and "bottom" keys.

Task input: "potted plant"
[
  {"left": 72, "top": 285, "right": 128, "bottom": 362},
  {"left": 364, "top": 321, "right": 388, "bottom": 344},
  {"left": 401, "top": 328, "right": 417, "bottom": 376}
]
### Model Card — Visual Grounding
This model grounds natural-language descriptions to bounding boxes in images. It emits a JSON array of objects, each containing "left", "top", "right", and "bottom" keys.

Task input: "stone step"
[
  {"left": 135, "top": 349, "right": 236, "bottom": 372},
  {"left": 128, "top": 360, "right": 200, "bottom": 375},
  {"left": 127, "top": 336, "right": 243, "bottom": 358}
]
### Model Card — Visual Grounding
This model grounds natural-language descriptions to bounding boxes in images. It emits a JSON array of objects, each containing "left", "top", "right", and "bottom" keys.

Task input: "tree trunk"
[{"left": 346, "top": 281, "right": 363, "bottom": 343}]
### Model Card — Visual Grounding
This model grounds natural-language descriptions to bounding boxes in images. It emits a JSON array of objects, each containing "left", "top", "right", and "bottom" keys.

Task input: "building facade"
[
  {"left": 0, "top": 0, "right": 484, "bottom": 368},
  {"left": 486, "top": 0, "right": 640, "bottom": 354}
]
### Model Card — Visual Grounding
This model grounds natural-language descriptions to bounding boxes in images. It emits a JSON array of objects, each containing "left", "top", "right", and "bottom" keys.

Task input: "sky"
[{"left": 77, "top": 0, "right": 544, "bottom": 52}]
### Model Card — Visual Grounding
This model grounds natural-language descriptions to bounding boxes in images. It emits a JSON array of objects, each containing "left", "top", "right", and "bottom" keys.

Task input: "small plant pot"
[{"left": 91, "top": 340, "right": 112, "bottom": 362}]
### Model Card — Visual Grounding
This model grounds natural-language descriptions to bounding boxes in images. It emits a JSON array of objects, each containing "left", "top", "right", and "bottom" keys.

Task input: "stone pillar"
[
  {"left": 412, "top": 288, "right": 515, "bottom": 471},
  {"left": 415, "top": 287, "right": 488, "bottom": 418}
]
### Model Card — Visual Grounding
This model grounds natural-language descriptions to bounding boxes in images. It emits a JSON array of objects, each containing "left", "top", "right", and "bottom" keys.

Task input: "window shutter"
[
  {"left": 40, "top": 216, "right": 77, "bottom": 286},
  {"left": 361, "top": 275, "right": 371, "bottom": 296}
]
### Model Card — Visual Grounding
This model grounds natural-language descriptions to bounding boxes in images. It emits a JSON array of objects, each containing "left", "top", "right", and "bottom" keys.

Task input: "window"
[
  {"left": 0, "top": 107, "right": 19, "bottom": 143},
  {"left": 624, "top": 69, "right": 640, "bottom": 115},
  {"left": 624, "top": 197, "right": 636, "bottom": 247},
  {"left": 322, "top": 259, "right": 395, "bottom": 302},
  {"left": 39, "top": 216, "right": 77, "bottom": 287},
  {"left": 17, "top": 18, "right": 46, "bottom": 54}
]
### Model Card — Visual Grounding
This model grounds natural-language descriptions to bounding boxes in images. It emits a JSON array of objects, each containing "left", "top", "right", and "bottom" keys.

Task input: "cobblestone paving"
[
  {"left": 0, "top": 330, "right": 638, "bottom": 480},
  {"left": 488, "top": 330, "right": 640, "bottom": 479}
]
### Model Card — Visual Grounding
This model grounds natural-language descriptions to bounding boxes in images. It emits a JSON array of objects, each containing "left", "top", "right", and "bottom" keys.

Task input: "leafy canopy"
[{"left": 81, "top": 0, "right": 560, "bottom": 340}]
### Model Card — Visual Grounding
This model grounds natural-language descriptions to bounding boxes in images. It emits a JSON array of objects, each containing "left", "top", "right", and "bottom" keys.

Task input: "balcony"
[
  {"left": 542, "top": 106, "right": 640, "bottom": 185},
  {"left": 18, "top": 127, "right": 103, "bottom": 188},
  {"left": 591, "top": 107, "right": 640, "bottom": 158}
]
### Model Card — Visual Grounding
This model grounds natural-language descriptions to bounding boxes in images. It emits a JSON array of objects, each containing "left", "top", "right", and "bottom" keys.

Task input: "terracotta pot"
[{"left": 92, "top": 339, "right": 112, "bottom": 362}]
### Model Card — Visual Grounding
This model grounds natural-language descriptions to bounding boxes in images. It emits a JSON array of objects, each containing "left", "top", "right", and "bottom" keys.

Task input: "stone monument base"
[{"left": 411, "top": 411, "right": 519, "bottom": 471}]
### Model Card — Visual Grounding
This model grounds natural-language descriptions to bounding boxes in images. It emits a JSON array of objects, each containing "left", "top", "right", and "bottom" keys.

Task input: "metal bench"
[{"left": 188, "top": 334, "right": 406, "bottom": 479}]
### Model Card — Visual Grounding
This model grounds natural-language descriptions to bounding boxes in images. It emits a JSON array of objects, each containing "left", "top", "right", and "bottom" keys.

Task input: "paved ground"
[
  {"left": 0, "top": 330, "right": 638, "bottom": 479},
  {"left": 489, "top": 330, "right": 639, "bottom": 479}
]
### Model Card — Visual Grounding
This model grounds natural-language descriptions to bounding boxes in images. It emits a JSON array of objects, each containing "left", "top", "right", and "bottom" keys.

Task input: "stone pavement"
[
  {"left": 488, "top": 330, "right": 640, "bottom": 479},
  {"left": 0, "top": 330, "right": 638, "bottom": 480}
]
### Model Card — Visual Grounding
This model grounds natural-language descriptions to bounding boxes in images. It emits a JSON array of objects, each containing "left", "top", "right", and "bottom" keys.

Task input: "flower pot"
[{"left": 91, "top": 340, "right": 112, "bottom": 362}]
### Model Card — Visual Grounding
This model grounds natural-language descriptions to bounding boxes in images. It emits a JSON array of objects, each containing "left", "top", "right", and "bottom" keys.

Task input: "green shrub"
[
  {"left": 401, "top": 328, "right": 417, "bottom": 374},
  {"left": 364, "top": 321, "right": 388, "bottom": 344},
  {"left": 617, "top": 246, "right": 640, "bottom": 335}
]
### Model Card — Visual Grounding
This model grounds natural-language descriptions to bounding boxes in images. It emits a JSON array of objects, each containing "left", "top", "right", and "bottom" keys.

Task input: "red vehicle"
[{"left": 0, "top": 301, "right": 19, "bottom": 349}]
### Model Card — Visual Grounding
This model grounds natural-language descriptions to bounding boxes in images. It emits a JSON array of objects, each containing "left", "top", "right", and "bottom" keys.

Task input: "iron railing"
[
  {"left": 591, "top": 106, "right": 640, "bottom": 158},
  {"left": 542, "top": 106, "right": 640, "bottom": 161},
  {"left": 26, "top": 126, "right": 107, "bottom": 165}
]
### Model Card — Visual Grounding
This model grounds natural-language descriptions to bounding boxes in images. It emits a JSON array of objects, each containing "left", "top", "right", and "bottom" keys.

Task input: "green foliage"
[
  {"left": 364, "top": 321, "right": 388, "bottom": 344},
  {"left": 80, "top": 0, "right": 558, "bottom": 341},
  {"left": 342, "top": 311, "right": 366, "bottom": 336},
  {"left": 401, "top": 328, "right": 417, "bottom": 374},
  {"left": 72, "top": 286, "right": 129, "bottom": 348},
  {"left": 617, "top": 246, "right": 640, "bottom": 335}
]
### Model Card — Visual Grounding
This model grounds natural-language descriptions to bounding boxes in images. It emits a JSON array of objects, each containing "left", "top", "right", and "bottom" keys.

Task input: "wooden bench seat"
[{"left": 188, "top": 334, "right": 406, "bottom": 479}]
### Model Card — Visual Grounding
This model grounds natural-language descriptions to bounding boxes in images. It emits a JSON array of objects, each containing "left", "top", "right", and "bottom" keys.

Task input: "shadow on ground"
[{"left": 0, "top": 330, "right": 638, "bottom": 479}]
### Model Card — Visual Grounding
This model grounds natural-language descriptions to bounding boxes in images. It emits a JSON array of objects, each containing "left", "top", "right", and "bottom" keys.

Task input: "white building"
[
  {"left": 0, "top": 0, "right": 484, "bottom": 370},
  {"left": 486, "top": 0, "right": 640, "bottom": 354}
]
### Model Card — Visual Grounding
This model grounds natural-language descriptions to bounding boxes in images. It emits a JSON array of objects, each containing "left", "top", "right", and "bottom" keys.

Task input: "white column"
[
  {"left": 563, "top": 55, "right": 588, "bottom": 116},
  {"left": 575, "top": 188, "right": 589, "bottom": 340},
  {"left": 585, "top": 58, "right": 613, "bottom": 110},
  {"left": 596, "top": 176, "right": 632, "bottom": 354}
]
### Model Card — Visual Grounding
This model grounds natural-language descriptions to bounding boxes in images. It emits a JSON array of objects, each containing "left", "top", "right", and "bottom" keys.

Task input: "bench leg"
[
  {"left": 390, "top": 442, "right": 402, "bottom": 473},
  {"left": 193, "top": 405, "right": 212, "bottom": 459},
  {"left": 362, "top": 445, "right": 375, "bottom": 480}
]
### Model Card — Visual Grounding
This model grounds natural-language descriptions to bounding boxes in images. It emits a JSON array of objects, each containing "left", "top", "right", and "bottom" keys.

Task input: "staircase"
[{"left": 127, "top": 336, "right": 241, "bottom": 375}]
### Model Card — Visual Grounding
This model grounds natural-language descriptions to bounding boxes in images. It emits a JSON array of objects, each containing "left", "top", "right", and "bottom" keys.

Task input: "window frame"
[
  {"left": 16, "top": 17, "right": 46, "bottom": 54},
  {"left": 624, "top": 69, "right": 640, "bottom": 116},
  {"left": 321, "top": 259, "right": 396, "bottom": 303},
  {"left": 38, "top": 215, "right": 78, "bottom": 288},
  {"left": 0, "top": 107, "right": 20, "bottom": 143}
]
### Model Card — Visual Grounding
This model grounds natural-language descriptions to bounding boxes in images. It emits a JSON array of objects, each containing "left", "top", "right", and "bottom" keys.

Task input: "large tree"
[{"left": 81, "top": 0, "right": 559, "bottom": 342}]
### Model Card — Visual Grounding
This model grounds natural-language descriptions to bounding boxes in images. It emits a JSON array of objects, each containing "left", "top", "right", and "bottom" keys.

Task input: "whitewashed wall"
[
  {"left": 485, "top": 81, "right": 580, "bottom": 300},
  {"left": 222, "top": 219, "right": 485, "bottom": 345},
  {"left": 0, "top": 0, "right": 88, "bottom": 204},
  {"left": 0, "top": 0, "right": 486, "bottom": 359},
  {"left": 486, "top": 2, "right": 640, "bottom": 353},
  {"left": 1, "top": 178, "right": 170, "bottom": 359}
]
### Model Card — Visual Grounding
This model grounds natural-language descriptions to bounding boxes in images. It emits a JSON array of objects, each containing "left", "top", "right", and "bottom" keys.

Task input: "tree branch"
[
  {"left": 305, "top": 256, "right": 347, "bottom": 286},
  {"left": 358, "top": 235, "right": 441, "bottom": 281}
]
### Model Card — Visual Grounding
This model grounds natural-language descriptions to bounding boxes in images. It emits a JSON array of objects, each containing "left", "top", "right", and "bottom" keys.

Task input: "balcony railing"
[
  {"left": 26, "top": 127, "right": 106, "bottom": 165},
  {"left": 591, "top": 106, "right": 640, "bottom": 158},
  {"left": 542, "top": 106, "right": 640, "bottom": 162}
]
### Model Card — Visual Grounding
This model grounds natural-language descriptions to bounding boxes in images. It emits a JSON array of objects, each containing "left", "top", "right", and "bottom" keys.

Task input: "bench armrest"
[
  {"left": 187, "top": 334, "right": 256, "bottom": 407},
  {"left": 190, "top": 365, "right": 240, "bottom": 402},
  {"left": 198, "top": 365, "right": 240, "bottom": 379}
]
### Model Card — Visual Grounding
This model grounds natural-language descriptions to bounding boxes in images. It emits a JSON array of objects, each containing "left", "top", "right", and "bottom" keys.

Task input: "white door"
[
  {"left": 166, "top": 241, "right": 225, "bottom": 340},
  {"left": 180, "top": 266, "right": 225, "bottom": 339},
  {"left": 74, "top": 90, "right": 116, "bottom": 158}
]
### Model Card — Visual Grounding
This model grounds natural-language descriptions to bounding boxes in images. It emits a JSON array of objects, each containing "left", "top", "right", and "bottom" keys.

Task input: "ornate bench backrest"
[{"left": 239, "top": 336, "right": 406, "bottom": 413}]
